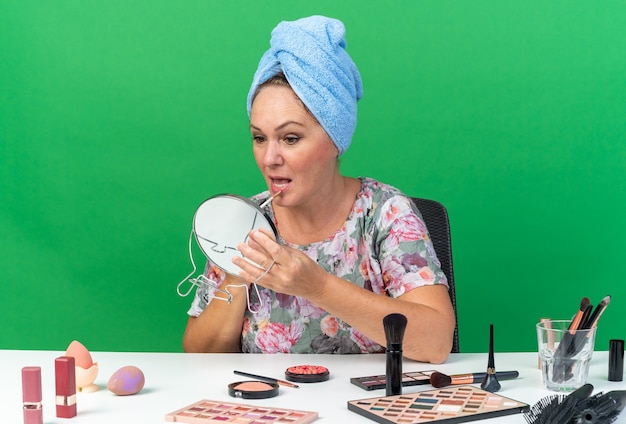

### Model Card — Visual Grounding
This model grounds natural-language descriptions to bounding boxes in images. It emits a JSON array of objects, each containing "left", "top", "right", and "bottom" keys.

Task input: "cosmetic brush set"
[{"left": 552, "top": 295, "right": 611, "bottom": 383}]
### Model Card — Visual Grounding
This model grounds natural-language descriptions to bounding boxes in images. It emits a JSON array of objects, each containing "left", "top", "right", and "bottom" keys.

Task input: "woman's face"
[{"left": 250, "top": 85, "right": 339, "bottom": 207}]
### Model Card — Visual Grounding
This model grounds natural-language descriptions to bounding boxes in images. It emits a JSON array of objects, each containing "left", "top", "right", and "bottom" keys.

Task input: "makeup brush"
[
  {"left": 553, "top": 296, "right": 609, "bottom": 383},
  {"left": 569, "top": 297, "right": 591, "bottom": 333},
  {"left": 383, "top": 313, "right": 408, "bottom": 396},
  {"left": 430, "top": 370, "right": 519, "bottom": 388},
  {"left": 233, "top": 370, "right": 299, "bottom": 389},
  {"left": 581, "top": 295, "right": 611, "bottom": 330},
  {"left": 480, "top": 324, "right": 501, "bottom": 392}
]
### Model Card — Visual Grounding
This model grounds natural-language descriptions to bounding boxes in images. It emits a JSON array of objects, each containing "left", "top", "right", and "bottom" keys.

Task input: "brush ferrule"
[{"left": 386, "top": 343, "right": 402, "bottom": 352}]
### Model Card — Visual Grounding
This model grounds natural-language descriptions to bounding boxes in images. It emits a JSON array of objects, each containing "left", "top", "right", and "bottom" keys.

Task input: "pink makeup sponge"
[
  {"left": 65, "top": 340, "right": 99, "bottom": 392},
  {"left": 108, "top": 366, "right": 145, "bottom": 396},
  {"left": 65, "top": 340, "right": 94, "bottom": 368}
]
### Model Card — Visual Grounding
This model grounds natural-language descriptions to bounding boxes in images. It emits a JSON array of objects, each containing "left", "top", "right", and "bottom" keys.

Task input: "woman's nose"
[{"left": 263, "top": 141, "right": 284, "bottom": 166}]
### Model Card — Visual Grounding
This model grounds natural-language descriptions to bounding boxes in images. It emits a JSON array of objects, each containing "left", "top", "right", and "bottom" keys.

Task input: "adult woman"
[{"left": 183, "top": 16, "right": 455, "bottom": 363}]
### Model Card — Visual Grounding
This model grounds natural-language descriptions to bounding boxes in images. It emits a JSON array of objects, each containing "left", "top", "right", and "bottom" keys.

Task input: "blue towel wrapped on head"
[{"left": 247, "top": 15, "right": 363, "bottom": 155}]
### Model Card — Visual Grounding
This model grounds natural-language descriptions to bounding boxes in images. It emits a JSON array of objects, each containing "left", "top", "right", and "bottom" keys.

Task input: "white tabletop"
[{"left": 1, "top": 349, "right": 624, "bottom": 423}]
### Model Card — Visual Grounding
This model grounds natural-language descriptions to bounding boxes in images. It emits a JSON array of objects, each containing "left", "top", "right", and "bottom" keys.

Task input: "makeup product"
[
  {"left": 165, "top": 399, "right": 318, "bottom": 423},
  {"left": 569, "top": 297, "right": 591, "bottom": 333},
  {"left": 480, "top": 324, "right": 500, "bottom": 393},
  {"left": 65, "top": 340, "right": 99, "bottom": 393},
  {"left": 285, "top": 365, "right": 329, "bottom": 383},
  {"left": 552, "top": 296, "right": 610, "bottom": 383},
  {"left": 259, "top": 189, "right": 283, "bottom": 209},
  {"left": 55, "top": 356, "right": 77, "bottom": 418},
  {"left": 21, "top": 367, "right": 43, "bottom": 424},
  {"left": 581, "top": 295, "right": 611, "bottom": 330},
  {"left": 383, "top": 313, "right": 408, "bottom": 396},
  {"left": 557, "top": 297, "right": 592, "bottom": 359},
  {"left": 228, "top": 380, "right": 279, "bottom": 399},
  {"left": 108, "top": 365, "right": 145, "bottom": 395},
  {"left": 609, "top": 339, "right": 624, "bottom": 382},
  {"left": 351, "top": 370, "right": 436, "bottom": 391},
  {"left": 234, "top": 370, "right": 299, "bottom": 388},
  {"left": 348, "top": 385, "right": 529, "bottom": 424},
  {"left": 430, "top": 370, "right": 519, "bottom": 388},
  {"left": 524, "top": 383, "right": 594, "bottom": 424}
]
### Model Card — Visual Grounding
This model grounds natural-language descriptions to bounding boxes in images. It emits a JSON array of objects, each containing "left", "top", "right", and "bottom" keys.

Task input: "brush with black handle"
[
  {"left": 430, "top": 370, "right": 519, "bottom": 388},
  {"left": 383, "top": 313, "right": 408, "bottom": 396}
]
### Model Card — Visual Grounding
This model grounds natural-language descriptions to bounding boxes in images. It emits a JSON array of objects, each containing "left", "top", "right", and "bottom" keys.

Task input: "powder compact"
[
  {"left": 228, "top": 380, "right": 279, "bottom": 399},
  {"left": 285, "top": 365, "right": 330, "bottom": 383}
]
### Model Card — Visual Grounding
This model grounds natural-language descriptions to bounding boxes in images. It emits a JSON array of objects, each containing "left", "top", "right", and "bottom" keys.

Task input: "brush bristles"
[
  {"left": 524, "top": 384, "right": 597, "bottom": 424},
  {"left": 383, "top": 313, "right": 408, "bottom": 346},
  {"left": 429, "top": 372, "right": 452, "bottom": 389}
]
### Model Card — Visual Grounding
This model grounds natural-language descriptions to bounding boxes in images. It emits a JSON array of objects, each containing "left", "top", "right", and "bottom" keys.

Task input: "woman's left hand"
[{"left": 233, "top": 228, "right": 328, "bottom": 298}]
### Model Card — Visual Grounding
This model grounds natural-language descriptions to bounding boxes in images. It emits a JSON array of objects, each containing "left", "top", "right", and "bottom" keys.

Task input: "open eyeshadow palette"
[
  {"left": 351, "top": 370, "right": 436, "bottom": 391},
  {"left": 347, "top": 385, "right": 529, "bottom": 423},
  {"left": 165, "top": 399, "right": 318, "bottom": 424}
]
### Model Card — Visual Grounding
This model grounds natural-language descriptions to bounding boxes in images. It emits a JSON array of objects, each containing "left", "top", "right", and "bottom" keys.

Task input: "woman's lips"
[{"left": 270, "top": 178, "right": 290, "bottom": 192}]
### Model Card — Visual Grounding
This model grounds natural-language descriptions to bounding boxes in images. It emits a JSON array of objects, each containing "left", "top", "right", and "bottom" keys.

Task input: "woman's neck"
[{"left": 274, "top": 176, "right": 361, "bottom": 245}]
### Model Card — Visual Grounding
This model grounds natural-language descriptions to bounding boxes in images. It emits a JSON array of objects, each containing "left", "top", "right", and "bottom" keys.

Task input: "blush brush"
[
  {"left": 383, "top": 313, "right": 408, "bottom": 396},
  {"left": 430, "top": 370, "right": 519, "bottom": 388}
]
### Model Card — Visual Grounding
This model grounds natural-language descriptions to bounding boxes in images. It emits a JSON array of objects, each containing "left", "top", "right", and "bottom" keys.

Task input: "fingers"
[
  {"left": 249, "top": 229, "right": 281, "bottom": 258},
  {"left": 239, "top": 230, "right": 280, "bottom": 263},
  {"left": 233, "top": 230, "right": 280, "bottom": 280}
]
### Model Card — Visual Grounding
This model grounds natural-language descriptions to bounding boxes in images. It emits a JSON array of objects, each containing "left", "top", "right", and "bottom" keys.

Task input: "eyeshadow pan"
[
  {"left": 165, "top": 399, "right": 318, "bottom": 424},
  {"left": 348, "top": 385, "right": 529, "bottom": 423},
  {"left": 351, "top": 370, "right": 436, "bottom": 391}
]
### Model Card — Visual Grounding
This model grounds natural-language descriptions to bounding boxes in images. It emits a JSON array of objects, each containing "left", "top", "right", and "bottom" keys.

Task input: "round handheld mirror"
[{"left": 192, "top": 194, "right": 278, "bottom": 275}]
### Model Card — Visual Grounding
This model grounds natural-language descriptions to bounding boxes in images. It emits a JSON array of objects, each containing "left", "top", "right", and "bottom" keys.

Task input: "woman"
[{"left": 183, "top": 16, "right": 455, "bottom": 363}]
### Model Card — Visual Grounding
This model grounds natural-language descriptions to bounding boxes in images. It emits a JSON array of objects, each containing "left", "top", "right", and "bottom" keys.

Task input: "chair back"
[{"left": 410, "top": 197, "right": 460, "bottom": 353}]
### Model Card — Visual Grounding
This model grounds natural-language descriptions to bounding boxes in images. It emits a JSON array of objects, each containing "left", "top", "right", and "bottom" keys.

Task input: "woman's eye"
[
  {"left": 284, "top": 136, "right": 300, "bottom": 145},
  {"left": 253, "top": 135, "right": 266, "bottom": 143}
]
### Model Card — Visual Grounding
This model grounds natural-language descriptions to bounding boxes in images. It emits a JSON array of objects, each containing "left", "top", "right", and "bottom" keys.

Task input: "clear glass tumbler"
[{"left": 536, "top": 319, "right": 597, "bottom": 391}]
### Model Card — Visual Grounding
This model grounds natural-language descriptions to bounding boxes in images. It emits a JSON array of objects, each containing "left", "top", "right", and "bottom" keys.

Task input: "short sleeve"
[
  {"left": 186, "top": 262, "right": 227, "bottom": 317},
  {"left": 375, "top": 195, "right": 448, "bottom": 298}
]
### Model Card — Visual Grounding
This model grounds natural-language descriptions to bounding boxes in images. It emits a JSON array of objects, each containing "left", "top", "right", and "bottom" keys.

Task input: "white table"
[{"left": 1, "top": 350, "right": 624, "bottom": 423}]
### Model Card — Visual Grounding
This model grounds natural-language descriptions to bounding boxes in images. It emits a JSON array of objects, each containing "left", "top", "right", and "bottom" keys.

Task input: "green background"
[{"left": 1, "top": 1, "right": 624, "bottom": 355}]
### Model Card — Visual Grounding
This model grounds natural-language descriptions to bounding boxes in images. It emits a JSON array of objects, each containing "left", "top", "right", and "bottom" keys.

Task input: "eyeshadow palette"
[
  {"left": 165, "top": 399, "right": 318, "bottom": 424},
  {"left": 351, "top": 370, "right": 436, "bottom": 391},
  {"left": 347, "top": 385, "right": 529, "bottom": 423}
]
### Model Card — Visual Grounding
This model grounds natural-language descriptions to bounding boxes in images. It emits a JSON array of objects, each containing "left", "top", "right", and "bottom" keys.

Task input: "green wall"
[{"left": 2, "top": 1, "right": 625, "bottom": 354}]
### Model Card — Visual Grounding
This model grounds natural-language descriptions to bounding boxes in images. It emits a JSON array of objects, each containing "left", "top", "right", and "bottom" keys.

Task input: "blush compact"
[
  {"left": 228, "top": 380, "right": 279, "bottom": 399},
  {"left": 285, "top": 365, "right": 330, "bottom": 383}
]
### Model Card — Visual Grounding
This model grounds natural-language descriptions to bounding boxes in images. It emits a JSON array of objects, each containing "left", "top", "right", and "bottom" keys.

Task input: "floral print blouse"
[{"left": 187, "top": 177, "right": 448, "bottom": 354}]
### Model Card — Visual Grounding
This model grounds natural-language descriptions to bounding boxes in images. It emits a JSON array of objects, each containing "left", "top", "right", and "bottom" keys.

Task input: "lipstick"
[
  {"left": 22, "top": 367, "right": 43, "bottom": 424},
  {"left": 55, "top": 356, "right": 77, "bottom": 418}
]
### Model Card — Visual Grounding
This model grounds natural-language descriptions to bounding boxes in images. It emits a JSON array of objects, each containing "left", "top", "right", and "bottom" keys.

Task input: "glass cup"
[{"left": 536, "top": 319, "right": 597, "bottom": 391}]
